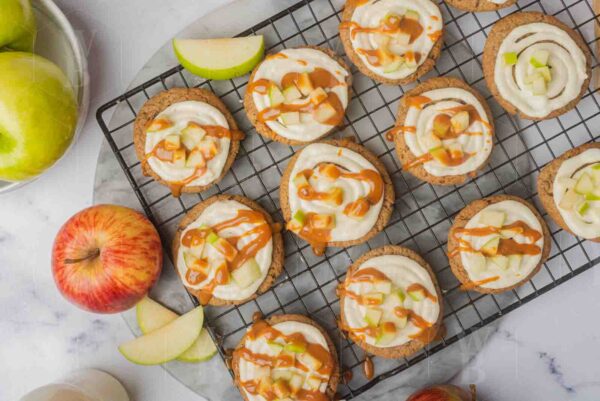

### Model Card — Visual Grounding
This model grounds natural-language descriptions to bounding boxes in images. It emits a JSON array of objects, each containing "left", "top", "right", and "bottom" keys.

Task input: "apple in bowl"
[{"left": 52, "top": 205, "right": 163, "bottom": 313}]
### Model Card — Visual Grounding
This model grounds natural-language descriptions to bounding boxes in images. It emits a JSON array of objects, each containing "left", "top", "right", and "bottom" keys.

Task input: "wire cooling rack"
[{"left": 97, "top": 0, "right": 600, "bottom": 399}]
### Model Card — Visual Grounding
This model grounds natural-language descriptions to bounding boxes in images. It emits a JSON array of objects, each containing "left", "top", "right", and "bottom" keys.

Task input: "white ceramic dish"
[{"left": 0, "top": 0, "right": 89, "bottom": 194}]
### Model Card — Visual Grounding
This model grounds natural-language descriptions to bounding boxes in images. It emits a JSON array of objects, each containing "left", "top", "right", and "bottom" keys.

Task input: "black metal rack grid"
[{"left": 97, "top": 0, "right": 600, "bottom": 399}]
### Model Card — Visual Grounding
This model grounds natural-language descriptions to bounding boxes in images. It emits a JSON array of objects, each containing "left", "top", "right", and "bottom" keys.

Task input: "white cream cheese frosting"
[
  {"left": 238, "top": 321, "right": 331, "bottom": 401},
  {"left": 288, "top": 143, "right": 384, "bottom": 242},
  {"left": 459, "top": 200, "right": 544, "bottom": 290},
  {"left": 177, "top": 199, "right": 273, "bottom": 301},
  {"left": 342, "top": 254, "right": 440, "bottom": 348},
  {"left": 494, "top": 22, "right": 588, "bottom": 118},
  {"left": 349, "top": 0, "right": 442, "bottom": 80},
  {"left": 251, "top": 48, "right": 349, "bottom": 142},
  {"left": 404, "top": 87, "right": 493, "bottom": 176},
  {"left": 144, "top": 100, "right": 231, "bottom": 186},
  {"left": 553, "top": 148, "right": 600, "bottom": 239}
]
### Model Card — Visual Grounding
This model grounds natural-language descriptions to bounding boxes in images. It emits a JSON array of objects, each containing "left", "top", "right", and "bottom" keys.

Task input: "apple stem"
[
  {"left": 470, "top": 384, "right": 477, "bottom": 401},
  {"left": 64, "top": 248, "right": 100, "bottom": 264}
]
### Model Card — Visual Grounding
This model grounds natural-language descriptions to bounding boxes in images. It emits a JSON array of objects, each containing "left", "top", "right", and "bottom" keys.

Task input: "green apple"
[
  {"left": 136, "top": 297, "right": 217, "bottom": 363},
  {"left": 0, "top": 52, "right": 77, "bottom": 181},
  {"left": 173, "top": 36, "right": 264, "bottom": 80},
  {"left": 0, "top": 0, "right": 36, "bottom": 51},
  {"left": 119, "top": 306, "right": 203, "bottom": 365}
]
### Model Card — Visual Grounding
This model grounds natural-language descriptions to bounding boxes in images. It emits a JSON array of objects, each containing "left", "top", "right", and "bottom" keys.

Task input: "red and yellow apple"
[
  {"left": 52, "top": 205, "right": 163, "bottom": 313},
  {"left": 407, "top": 384, "right": 475, "bottom": 401}
]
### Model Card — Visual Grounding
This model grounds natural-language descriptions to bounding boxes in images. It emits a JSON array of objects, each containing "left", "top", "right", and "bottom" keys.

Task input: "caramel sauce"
[
  {"left": 281, "top": 68, "right": 341, "bottom": 91},
  {"left": 266, "top": 53, "right": 289, "bottom": 61},
  {"left": 402, "top": 153, "right": 433, "bottom": 170},
  {"left": 342, "top": 370, "right": 353, "bottom": 384},
  {"left": 147, "top": 118, "right": 173, "bottom": 131},
  {"left": 247, "top": 78, "right": 272, "bottom": 95},
  {"left": 428, "top": 30, "right": 442, "bottom": 42},
  {"left": 362, "top": 357, "right": 374, "bottom": 380},
  {"left": 184, "top": 210, "right": 272, "bottom": 305},
  {"left": 297, "top": 212, "right": 334, "bottom": 250},
  {"left": 460, "top": 276, "right": 500, "bottom": 291},
  {"left": 347, "top": 267, "right": 391, "bottom": 283},
  {"left": 406, "top": 283, "right": 438, "bottom": 302},
  {"left": 338, "top": 289, "right": 383, "bottom": 307},
  {"left": 406, "top": 95, "right": 432, "bottom": 110},
  {"left": 340, "top": 15, "right": 423, "bottom": 43},
  {"left": 394, "top": 307, "right": 433, "bottom": 330}
]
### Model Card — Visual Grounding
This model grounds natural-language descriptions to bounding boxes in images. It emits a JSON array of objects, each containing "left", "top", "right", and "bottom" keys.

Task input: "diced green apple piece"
[
  {"left": 296, "top": 73, "right": 314, "bottom": 96},
  {"left": 393, "top": 288, "right": 406, "bottom": 304},
  {"left": 393, "top": 32, "right": 411, "bottom": 47},
  {"left": 231, "top": 258, "right": 262, "bottom": 289},
  {"left": 172, "top": 149, "right": 186, "bottom": 168},
  {"left": 383, "top": 57, "right": 404, "bottom": 73},
  {"left": 429, "top": 146, "right": 450, "bottom": 165},
  {"left": 311, "top": 213, "right": 336, "bottom": 230},
  {"left": 508, "top": 254, "right": 522, "bottom": 271},
  {"left": 469, "top": 252, "right": 487, "bottom": 274},
  {"left": 293, "top": 173, "right": 309, "bottom": 188},
  {"left": 481, "top": 236, "right": 500, "bottom": 256},
  {"left": 309, "top": 87, "right": 328, "bottom": 105},
  {"left": 396, "top": 313, "right": 408, "bottom": 329},
  {"left": 577, "top": 200, "right": 590, "bottom": 216},
  {"left": 480, "top": 210, "right": 506, "bottom": 228},
  {"left": 450, "top": 111, "right": 470, "bottom": 134},
  {"left": 305, "top": 375, "right": 322, "bottom": 391},
  {"left": 530, "top": 50, "right": 549, "bottom": 68},
  {"left": 422, "top": 133, "right": 442, "bottom": 151},
  {"left": 272, "top": 368, "right": 292, "bottom": 381},
  {"left": 267, "top": 341, "right": 285, "bottom": 355},
  {"left": 269, "top": 85, "right": 285, "bottom": 107},
  {"left": 531, "top": 76, "right": 547, "bottom": 95},
  {"left": 433, "top": 114, "right": 451, "bottom": 138},
  {"left": 186, "top": 149, "right": 206, "bottom": 168},
  {"left": 408, "top": 288, "right": 426, "bottom": 302},
  {"left": 404, "top": 10, "right": 419, "bottom": 20},
  {"left": 297, "top": 351, "right": 323, "bottom": 371},
  {"left": 283, "top": 85, "right": 303, "bottom": 103},
  {"left": 447, "top": 142, "right": 464, "bottom": 160},
  {"left": 375, "top": 323, "right": 397, "bottom": 345},
  {"left": 490, "top": 255, "right": 509, "bottom": 270},
  {"left": 363, "top": 292, "right": 384, "bottom": 305},
  {"left": 173, "top": 36, "right": 264, "bottom": 80},
  {"left": 575, "top": 173, "right": 594, "bottom": 195},
  {"left": 536, "top": 66, "right": 552, "bottom": 82},
  {"left": 289, "top": 374, "right": 305, "bottom": 392},
  {"left": 181, "top": 125, "right": 206, "bottom": 149},
  {"left": 312, "top": 101, "right": 337, "bottom": 124},
  {"left": 559, "top": 188, "right": 582, "bottom": 211},
  {"left": 287, "top": 209, "right": 307, "bottom": 232},
  {"left": 284, "top": 342, "right": 307, "bottom": 353},
  {"left": 280, "top": 111, "right": 301, "bottom": 126},
  {"left": 119, "top": 307, "right": 203, "bottom": 365},
  {"left": 503, "top": 52, "right": 518, "bottom": 66},
  {"left": 364, "top": 308, "right": 383, "bottom": 327},
  {"left": 164, "top": 134, "right": 181, "bottom": 150}
]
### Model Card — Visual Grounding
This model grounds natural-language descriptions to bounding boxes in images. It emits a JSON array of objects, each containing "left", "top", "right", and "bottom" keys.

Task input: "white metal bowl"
[{"left": 0, "top": 0, "right": 89, "bottom": 194}]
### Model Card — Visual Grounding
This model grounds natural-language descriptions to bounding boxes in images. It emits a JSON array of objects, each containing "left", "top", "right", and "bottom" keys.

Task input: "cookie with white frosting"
[
  {"left": 538, "top": 143, "right": 600, "bottom": 243},
  {"left": 393, "top": 77, "right": 494, "bottom": 185},
  {"left": 232, "top": 314, "right": 339, "bottom": 401},
  {"left": 280, "top": 139, "right": 394, "bottom": 256},
  {"left": 244, "top": 46, "right": 351, "bottom": 145},
  {"left": 448, "top": 195, "right": 551, "bottom": 294},
  {"left": 134, "top": 88, "right": 244, "bottom": 197},
  {"left": 340, "top": 0, "right": 443, "bottom": 85},
  {"left": 445, "top": 0, "right": 517, "bottom": 12},
  {"left": 483, "top": 12, "right": 591, "bottom": 121},
  {"left": 338, "top": 245, "right": 443, "bottom": 358},
  {"left": 172, "top": 194, "right": 284, "bottom": 306}
]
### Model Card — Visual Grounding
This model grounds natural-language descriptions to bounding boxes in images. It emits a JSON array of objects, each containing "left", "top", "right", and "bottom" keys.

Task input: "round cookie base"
[
  {"left": 537, "top": 142, "right": 600, "bottom": 243},
  {"left": 393, "top": 76, "right": 495, "bottom": 185},
  {"left": 279, "top": 138, "right": 395, "bottom": 254},
  {"left": 133, "top": 88, "right": 241, "bottom": 197},
  {"left": 482, "top": 11, "right": 592, "bottom": 121},
  {"left": 172, "top": 194, "right": 285, "bottom": 306},
  {"left": 339, "top": 0, "right": 444, "bottom": 85},
  {"left": 445, "top": 0, "right": 517, "bottom": 12},
  {"left": 448, "top": 194, "right": 552, "bottom": 294},
  {"left": 231, "top": 314, "right": 340, "bottom": 401},
  {"left": 339, "top": 245, "right": 444, "bottom": 359},
  {"left": 243, "top": 45, "right": 353, "bottom": 146}
]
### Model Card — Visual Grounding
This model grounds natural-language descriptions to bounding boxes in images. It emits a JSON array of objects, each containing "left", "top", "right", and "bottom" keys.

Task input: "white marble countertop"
[{"left": 2, "top": 1, "right": 600, "bottom": 400}]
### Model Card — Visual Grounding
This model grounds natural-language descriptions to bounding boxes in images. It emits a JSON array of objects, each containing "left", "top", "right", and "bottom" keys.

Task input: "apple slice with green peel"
[
  {"left": 408, "top": 287, "right": 426, "bottom": 302},
  {"left": 164, "top": 135, "right": 181, "bottom": 150},
  {"left": 178, "top": 328, "right": 218, "bottom": 363},
  {"left": 375, "top": 322, "right": 397, "bottom": 345},
  {"left": 383, "top": 57, "right": 404, "bottom": 73},
  {"left": 530, "top": 50, "right": 549, "bottom": 68},
  {"left": 576, "top": 200, "right": 590, "bottom": 216},
  {"left": 430, "top": 147, "right": 450, "bottom": 165},
  {"left": 120, "top": 306, "right": 203, "bottom": 365},
  {"left": 508, "top": 254, "right": 522, "bottom": 271},
  {"left": 283, "top": 85, "right": 303, "bottom": 103},
  {"left": 285, "top": 342, "right": 307, "bottom": 353},
  {"left": 181, "top": 124, "right": 206, "bottom": 150},
  {"left": 186, "top": 150, "right": 206, "bottom": 169},
  {"left": 469, "top": 252, "right": 487, "bottom": 274},
  {"left": 296, "top": 73, "right": 314, "bottom": 96},
  {"left": 309, "top": 88, "right": 328, "bottom": 106},
  {"left": 393, "top": 288, "right": 406, "bottom": 304},
  {"left": 363, "top": 292, "right": 384, "bottom": 305},
  {"left": 373, "top": 280, "right": 392, "bottom": 294},
  {"left": 313, "top": 101, "right": 337, "bottom": 124},
  {"left": 280, "top": 112, "right": 301, "bottom": 126},
  {"left": 269, "top": 85, "right": 285, "bottom": 107},
  {"left": 137, "top": 296, "right": 179, "bottom": 335},
  {"left": 481, "top": 236, "right": 500, "bottom": 256},
  {"left": 433, "top": 114, "right": 452, "bottom": 138},
  {"left": 364, "top": 308, "right": 383, "bottom": 327},
  {"left": 231, "top": 258, "right": 262, "bottom": 289},
  {"left": 536, "top": 66, "right": 552, "bottom": 82},
  {"left": 575, "top": 173, "right": 594, "bottom": 195},
  {"left": 450, "top": 111, "right": 470, "bottom": 134},
  {"left": 480, "top": 210, "right": 505, "bottom": 228},
  {"left": 287, "top": 210, "right": 306, "bottom": 232},
  {"left": 173, "top": 36, "right": 264, "bottom": 80},
  {"left": 503, "top": 52, "right": 518, "bottom": 66},
  {"left": 297, "top": 351, "right": 323, "bottom": 371},
  {"left": 405, "top": 10, "right": 420, "bottom": 20},
  {"left": 422, "top": 133, "right": 442, "bottom": 152},
  {"left": 267, "top": 341, "right": 285, "bottom": 354}
]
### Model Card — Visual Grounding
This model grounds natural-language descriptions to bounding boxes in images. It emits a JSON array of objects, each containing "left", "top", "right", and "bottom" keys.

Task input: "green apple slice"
[
  {"left": 469, "top": 252, "right": 487, "bottom": 274},
  {"left": 503, "top": 52, "right": 518, "bottom": 66},
  {"left": 393, "top": 288, "right": 406, "bottom": 304},
  {"left": 173, "top": 36, "right": 265, "bottom": 80},
  {"left": 530, "top": 50, "right": 549, "bottom": 68},
  {"left": 559, "top": 188, "right": 582, "bottom": 210},
  {"left": 137, "top": 296, "right": 179, "bottom": 335},
  {"left": 373, "top": 281, "right": 392, "bottom": 294},
  {"left": 177, "top": 329, "right": 218, "bottom": 363},
  {"left": 407, "top": 288, "right": 426, "bottom": 302},
  {"left": 575, "top": 173, "right": 594, "bottom": 195},
  {"left": 364, "top": 308, "right": 383, "bottom": 327},
  {"left": 120, "top": 306, "right": 203, "bottom": 365},
  {"left": 284, "top": 342, "right": 307, "bottom": 353},
  {"left": 490, "top": 255, "right": 509, "bottom": 270},
  {"left": 508, "top": 254, "right": 522, "bottom": 271},
  {"left": 481, "top": 236, "right": 500, "bottom": 256},
  {"left": 480, "top": 210, "right": 505, "bottom": 228},
  {"left": 231, "top": 258, "right": 262, "bottom": 289}
]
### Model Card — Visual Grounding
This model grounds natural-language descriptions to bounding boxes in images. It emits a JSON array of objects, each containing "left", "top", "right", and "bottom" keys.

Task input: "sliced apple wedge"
[
  {"left": 119, "top": 306, "right": 203, "bottom": 365},
  {"left": 173, "top": 36, "right": 265, "bottom": 80},
  {"left": 178, "top": 329, "right": 218, "bottom": 363},
  {"left": 137, "top": 296, "right": 179, "bottom": 335}
]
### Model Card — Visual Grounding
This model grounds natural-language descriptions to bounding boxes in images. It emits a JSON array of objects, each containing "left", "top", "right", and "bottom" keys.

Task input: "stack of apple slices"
[
  {"left": 558, "top": 165, "right": 600, "bottom": 219},
  {"left": 469, "top": 211, "right": 523, "bottom": 273},
  {"left": 424, "top": 110, "right": 470, "bottom": 165},
  {"left": 359, "top": 279, "right": 427, "bottom": 346},
  {"left": 268, "top": 73, "right": 337, "bottom": 126},
  {"left": 119, "top": 297, "right": 217, "bottom": 365}
]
